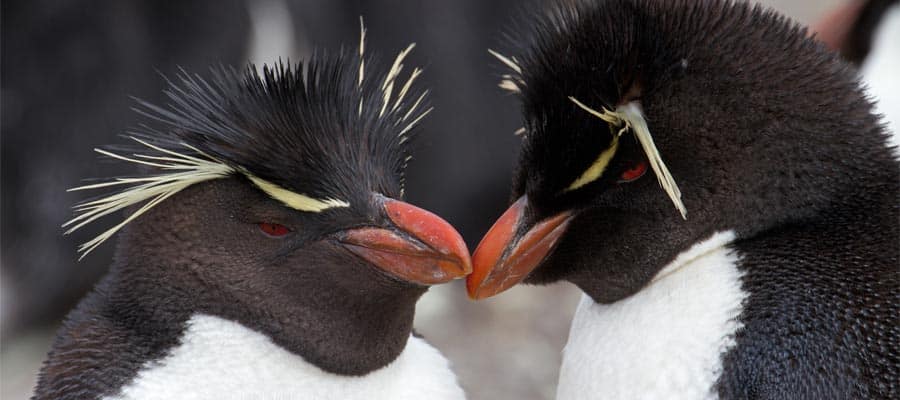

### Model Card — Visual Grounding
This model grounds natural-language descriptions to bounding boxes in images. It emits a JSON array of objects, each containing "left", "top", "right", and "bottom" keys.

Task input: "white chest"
[
  {"left": 105, "top": 314, "right": 466, "bottom": 400},
  {"left": 556, "top": 231, "right": 746, "bottom": 400}
]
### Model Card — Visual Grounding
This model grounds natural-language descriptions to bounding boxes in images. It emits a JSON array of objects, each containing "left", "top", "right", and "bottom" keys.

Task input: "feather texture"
[
  {"left": 65, "top": 24, "right": 431, "bottom": 258},
  {"left": 489, "top": 49, "right": 525, "bottom": 94},
  {"left": 64, "top": 138, "right": 234, "bottom": 258},
  {"left": 570, "top": 97, "right": 687, "bottom": 218}
]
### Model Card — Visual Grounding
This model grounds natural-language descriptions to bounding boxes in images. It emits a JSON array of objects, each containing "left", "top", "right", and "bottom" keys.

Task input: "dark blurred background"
[{"left": 0, "top": 1, "right": 869, "bottom": 399}]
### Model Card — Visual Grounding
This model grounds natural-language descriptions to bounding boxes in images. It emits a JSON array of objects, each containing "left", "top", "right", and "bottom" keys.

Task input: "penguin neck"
[
  {"left": 557, "top": 231, "right": 746, "bottom": 400},
  {"left": 107, "top": 254, "right": 426, "bottom": 376},
  {"left": 570, "top": 229, "right": 739, "bottom": 305}
]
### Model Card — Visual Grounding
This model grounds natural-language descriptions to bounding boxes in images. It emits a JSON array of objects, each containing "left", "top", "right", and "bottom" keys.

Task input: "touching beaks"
[
  {"left": 337, "top": 197, "right": 472, "bottom": 286},
  {"left": 466, "top": 196, "right": 572, "bottom": 300}
]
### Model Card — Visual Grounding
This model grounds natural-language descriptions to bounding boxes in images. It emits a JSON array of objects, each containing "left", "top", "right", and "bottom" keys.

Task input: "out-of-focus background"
[{"left": 2, "top": 0, "right": 889, "bottom": 398}]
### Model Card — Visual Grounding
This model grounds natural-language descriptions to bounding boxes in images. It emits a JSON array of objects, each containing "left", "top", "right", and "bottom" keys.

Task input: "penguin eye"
[
  {"left": 619, "top": 161, "right": 648, "bottom": 183},
  {"left": 258, "top": 222, "right": 291, "bottom": 237}
]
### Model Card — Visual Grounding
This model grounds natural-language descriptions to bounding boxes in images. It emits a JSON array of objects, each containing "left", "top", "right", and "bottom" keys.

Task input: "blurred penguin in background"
[{"left": 815, "top": 0, "right": 899, "bottom": 151}]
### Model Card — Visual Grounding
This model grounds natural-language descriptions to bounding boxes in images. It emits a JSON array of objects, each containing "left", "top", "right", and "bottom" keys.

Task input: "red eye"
[
  {"left": 619, "top": 161, "right": 648, "bottom": 183},
  {"left": 259, "top": 223, "right": 291, "bottom": 237}
]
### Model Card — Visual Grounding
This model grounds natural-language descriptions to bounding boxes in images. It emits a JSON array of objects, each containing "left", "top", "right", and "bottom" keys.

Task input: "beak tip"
[
  {"left": 439, "top": 256, "right": 472, "bottom": 282},
  {"left": 380, "top": 198, "right": 473, "bottom": 285},
  {"left": 466, "top": 196, "right": 573, "bottom": 300},
  {"left": 461, "top": 257, "right": 474, "bottom": 276},
  {"left": 465, "top": 271, "right": 492, "bottom": 300},
  {"left": 465, "top": 280, "right": 478, "bottom": 300}
]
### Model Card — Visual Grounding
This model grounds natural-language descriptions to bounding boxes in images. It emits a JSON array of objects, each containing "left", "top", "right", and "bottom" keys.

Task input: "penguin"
[
  {"left": 33, "top": 26, "right": 470, "bottom": 400},
  {"left": 467, "top": 0, "right": 899, "bottom": 399}
]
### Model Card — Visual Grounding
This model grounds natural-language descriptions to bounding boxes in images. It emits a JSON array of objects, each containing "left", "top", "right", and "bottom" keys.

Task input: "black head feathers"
[
  {"left": 65, "top": 25, "right": 430, "bottom": 257},
  {"left": 490, "top": 0, "right": 889, "bottom": 222},
  {"left": 470, "top": 0, "right": 897, "bottom": 301}
]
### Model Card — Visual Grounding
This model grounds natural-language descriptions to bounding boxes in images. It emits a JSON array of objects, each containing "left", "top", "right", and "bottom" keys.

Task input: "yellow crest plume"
[
  {"left": 569, "top": 97, "right": 688, "bottom": 219},
  {"left": 64, "top": 137, "right": 350, "bottom": 259}
]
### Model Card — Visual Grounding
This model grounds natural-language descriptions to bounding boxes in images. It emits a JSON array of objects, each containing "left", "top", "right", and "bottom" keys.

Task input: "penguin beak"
[
  {"left": 466, "top": 196, "right": 572, "bottom": 300},
  {"left": 337, "top": 198, "right": 472, "bottom": 286}
]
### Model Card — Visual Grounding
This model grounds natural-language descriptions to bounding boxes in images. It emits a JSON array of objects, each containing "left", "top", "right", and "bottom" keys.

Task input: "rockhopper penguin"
[
  {"left": 34, "top": 25, "right": 469, "bottom": 400},
  {"left": 467, "top": 0, "right": 899, "bottom": 398}
]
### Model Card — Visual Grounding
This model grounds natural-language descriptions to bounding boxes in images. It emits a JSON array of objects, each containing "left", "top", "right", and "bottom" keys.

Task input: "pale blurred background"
[{"left": 0, "top": 0, "right": 877, "bottom": 399}]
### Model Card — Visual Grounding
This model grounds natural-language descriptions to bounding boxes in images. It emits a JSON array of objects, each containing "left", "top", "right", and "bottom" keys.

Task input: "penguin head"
[
  {"left": 67, "top": 35, "right": 470, "bottom": 374},
  {"left": 467, "top": 0, "right": 890, "bottom": 302}
]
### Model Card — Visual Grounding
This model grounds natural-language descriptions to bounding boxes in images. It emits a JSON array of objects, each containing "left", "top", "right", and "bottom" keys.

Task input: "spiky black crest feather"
[
  {"left": 67, "top": 33, "right": 431, "bottom": 257},
  {"left": 134, "top": 54, "right": 428, "bottom": 201}
]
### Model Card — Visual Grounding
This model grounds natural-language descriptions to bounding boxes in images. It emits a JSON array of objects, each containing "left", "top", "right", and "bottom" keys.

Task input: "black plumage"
[
  {"left": 34, "top": 40, "right": 468, "bottom": 399},
  {"left": 470, "top": 0, "right": 899, "bottom": 398},
  {"left": 131, "top": 56, "right": 424, "bottom": 214}
]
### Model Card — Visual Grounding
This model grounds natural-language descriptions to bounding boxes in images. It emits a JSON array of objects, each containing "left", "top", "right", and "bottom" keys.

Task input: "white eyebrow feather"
[
  {"left": 569, "top": 97, "right": 687, "bottom": 219},
  {"left": 565, "top": 134, "right": 620, "bottom": 192},
  {"left": 490, "top": 49, "right": 526, "bottom": 94},
  {"left": 358, "top": 17, "right": 366, "bottom": 116},
  {"left": 64, "top": 138, "right": 234, "bottom": 258},
  {"left": 618, "top": 103, "right": 686, "bottom": 219},
  {"left": 489, "top": 49, "right": 522, "bottom": 74},
  {"left": 352, "top": 21, "right": 429, "bottom": 195},
  {"left": 381, "top": 43, "right": 416, "bottom": 118},
  {"left": 401, "top": 90, "right": 429, "bottom": 123},
  {"left": 499, "top": 77, "right": 522, "bottom": 94},
  {"left": 394, "top": 67, "right": 422, "bottom": 111},
  {"left": 65, "top": 137, "right": 350, "bottom": 259},
  {"left": 358, "top": 17, "right": 366, "bottom": 90},
  {"left": 67, "top": 24, "right": 432, "bottom": 259},
  {"left": 245, "top": 174, "right": 350, "bottom": 213}
]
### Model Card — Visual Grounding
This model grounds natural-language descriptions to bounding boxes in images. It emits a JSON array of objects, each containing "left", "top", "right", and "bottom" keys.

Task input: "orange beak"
[
  {"left": 466, "top": 196, "right": 572, "bottom": 299},
  {"left": 338, "top": 198, "right": 472, "bottom": 286}
]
